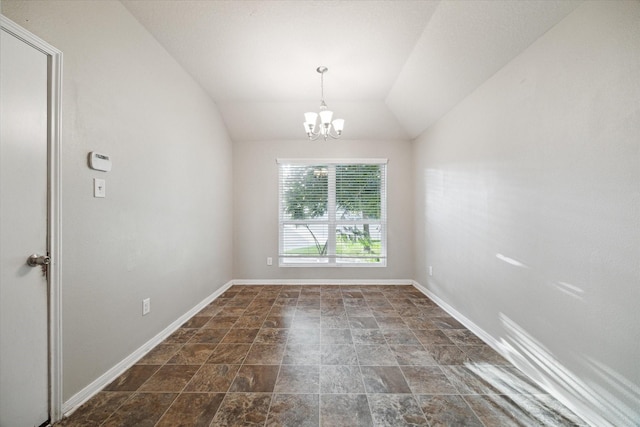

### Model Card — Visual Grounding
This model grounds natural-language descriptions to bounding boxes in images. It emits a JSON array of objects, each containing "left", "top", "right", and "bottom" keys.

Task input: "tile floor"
[{"left": 55, "top": 285, "right": 586, "bottom": 427}]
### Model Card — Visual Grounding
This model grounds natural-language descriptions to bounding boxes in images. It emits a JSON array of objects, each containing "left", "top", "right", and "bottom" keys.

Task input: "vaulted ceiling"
[{"left": 121, "top": 0, "right": 582, "bottom": 142}]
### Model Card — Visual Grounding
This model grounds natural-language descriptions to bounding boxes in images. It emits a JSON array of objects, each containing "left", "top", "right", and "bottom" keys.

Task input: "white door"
[{"left": 0, "top": 26, "right": 50, "bottom": 427}]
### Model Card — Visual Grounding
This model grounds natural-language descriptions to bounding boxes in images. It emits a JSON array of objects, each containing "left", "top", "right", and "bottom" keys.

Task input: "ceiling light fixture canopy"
[{"left": 304, "top": 66, "right": 344, "bottom": 141}]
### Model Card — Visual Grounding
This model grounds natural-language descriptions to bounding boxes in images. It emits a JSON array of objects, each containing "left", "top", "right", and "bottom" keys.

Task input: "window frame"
[{"left": 277, "top": 158, "right": 387, "bottom": 268}]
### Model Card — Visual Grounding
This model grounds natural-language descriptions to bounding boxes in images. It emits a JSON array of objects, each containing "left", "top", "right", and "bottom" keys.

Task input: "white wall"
[
  {"left": 412, "top": 2, "right": 640, "bottom": 425},
  {"left": 233, "top": 139, "right": 414, "bottom": 281},
  {"left": 3, "top": 1, "right": 233, "bottom": 401}
]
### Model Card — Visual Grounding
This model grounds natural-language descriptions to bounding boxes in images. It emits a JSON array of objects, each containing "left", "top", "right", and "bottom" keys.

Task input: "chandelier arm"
[
  {"left": 325, "top": 126, "right": 342, "bottom": 139},
  {"left": 307, "top": 131, "right": 322, "bottom": 141},
  {"left": 307, "top": 124, "right": 342, "bottom": 141}
]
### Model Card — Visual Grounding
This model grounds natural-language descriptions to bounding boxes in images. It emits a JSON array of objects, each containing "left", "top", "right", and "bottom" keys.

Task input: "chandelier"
[{"left": 303, "top": 66, "right": 344, "bottom": 141}]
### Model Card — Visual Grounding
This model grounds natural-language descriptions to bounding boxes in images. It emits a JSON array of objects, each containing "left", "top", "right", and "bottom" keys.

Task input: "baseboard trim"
[
  {"left": 61, "top": 278, "right": 410, "bottom": 415},
  {"left": 232, "top": 279, "right": 414, "bottom": 286},
  {"left": 411, "top": 280, "right": 500, "bottom": 352},
  {"left": 411, "top": 280, "right": 616, "bottom": 427},
  {"left": 62, "top": 280, "right": 233, "bottom": 416},
  {"left": 62, "top": 278, "right": 612, "bottom": 426}
]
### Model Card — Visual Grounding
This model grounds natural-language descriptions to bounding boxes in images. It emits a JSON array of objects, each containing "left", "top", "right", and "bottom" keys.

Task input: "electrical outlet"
[
  {"left": 428, "top": 266, "right": 433, "bottom": 276},
  {"left": 142, "top": 298, "right": 150, "bottom": 316},
  {"left": 267, "top": 257, "right": 273, "bottom": 266}
]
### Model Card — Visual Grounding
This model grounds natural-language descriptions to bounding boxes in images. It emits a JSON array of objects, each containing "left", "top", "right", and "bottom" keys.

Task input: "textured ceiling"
[{"left": 121, "top": 0, "right": 582, "bottom": 142}]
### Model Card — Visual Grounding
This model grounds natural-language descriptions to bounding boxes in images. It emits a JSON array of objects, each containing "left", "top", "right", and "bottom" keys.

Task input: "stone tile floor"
[{"left": 55, "top": 285, "right": 586, "bottom": 426}]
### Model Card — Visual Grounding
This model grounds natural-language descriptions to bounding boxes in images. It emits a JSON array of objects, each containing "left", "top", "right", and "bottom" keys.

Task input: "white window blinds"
[{"left": 278, "top": 159, "right": 387, "bottom": 266}]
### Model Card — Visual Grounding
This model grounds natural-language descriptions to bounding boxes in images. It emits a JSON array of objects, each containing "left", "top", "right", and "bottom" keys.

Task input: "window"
[{"left": 278, "top": 159, "right": 387, "bottom": 266}]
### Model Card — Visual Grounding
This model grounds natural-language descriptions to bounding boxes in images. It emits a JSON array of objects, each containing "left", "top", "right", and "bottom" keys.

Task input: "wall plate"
[{"left": 93, "top": 178, "right": 105, "bottom": 198}]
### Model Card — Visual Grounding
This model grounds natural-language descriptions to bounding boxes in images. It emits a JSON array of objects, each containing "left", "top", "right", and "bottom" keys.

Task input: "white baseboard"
[
  {"left": 411, "top": 280, "right": 500, "bottom": 353},
  {"left": 63, "top": 278, "right": 615, "bottom": 427},
  {"left": 61, "top": 278, "right": 411, "bottom": 415},
  {"left": 411, "top": 280, "right": 618, "bottom": 427},
  {"left": 232, "top": 279, "right": 414, "bottom": 286},
  {"left": 62, "top": 278, "right": 412, "bottom": 415},
  {"left": 62, "top": 280, "right": 233, "bottom": 416}
]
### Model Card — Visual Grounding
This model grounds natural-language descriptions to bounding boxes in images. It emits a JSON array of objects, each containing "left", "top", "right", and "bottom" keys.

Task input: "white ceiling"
[{"left": 121, "top": 0, "right": 582, "bottom": 142}]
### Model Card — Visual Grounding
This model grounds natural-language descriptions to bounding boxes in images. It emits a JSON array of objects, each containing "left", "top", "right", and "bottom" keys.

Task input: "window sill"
[{"left": 279, "top": 261, "right": 387, "bottom": 268}]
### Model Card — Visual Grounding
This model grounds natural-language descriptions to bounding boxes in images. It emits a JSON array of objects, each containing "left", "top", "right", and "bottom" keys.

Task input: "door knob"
[{"left": 27, "top": 254, "right": 50, "bottom": 267}]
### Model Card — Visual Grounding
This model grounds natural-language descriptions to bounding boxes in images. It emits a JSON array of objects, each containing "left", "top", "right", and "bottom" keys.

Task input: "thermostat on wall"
[{"left": 89, "top": 152, "right": 112, "bottom": 172}]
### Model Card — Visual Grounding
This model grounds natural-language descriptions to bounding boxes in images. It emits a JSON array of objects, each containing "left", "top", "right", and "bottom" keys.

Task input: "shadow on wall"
[
  {"left": 551, "top": 281, "right": 584, "bottom": 301},
  {"left": 494, "top": 254, "right": 584, "bottom": 301},
  {"left": 495, "top": 253, "right": 529, "bottom": 269},
  {"left": 498, "top": 314, "right": 639, "bottom": 426},
  {"left": 421, "top": 164, "right": 639, "bottom": 425}
]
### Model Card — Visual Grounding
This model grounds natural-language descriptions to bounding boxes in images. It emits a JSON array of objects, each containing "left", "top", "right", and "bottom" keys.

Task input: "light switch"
[{"left": 94, "top": 178, "right": 106, "bottom": 198}]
